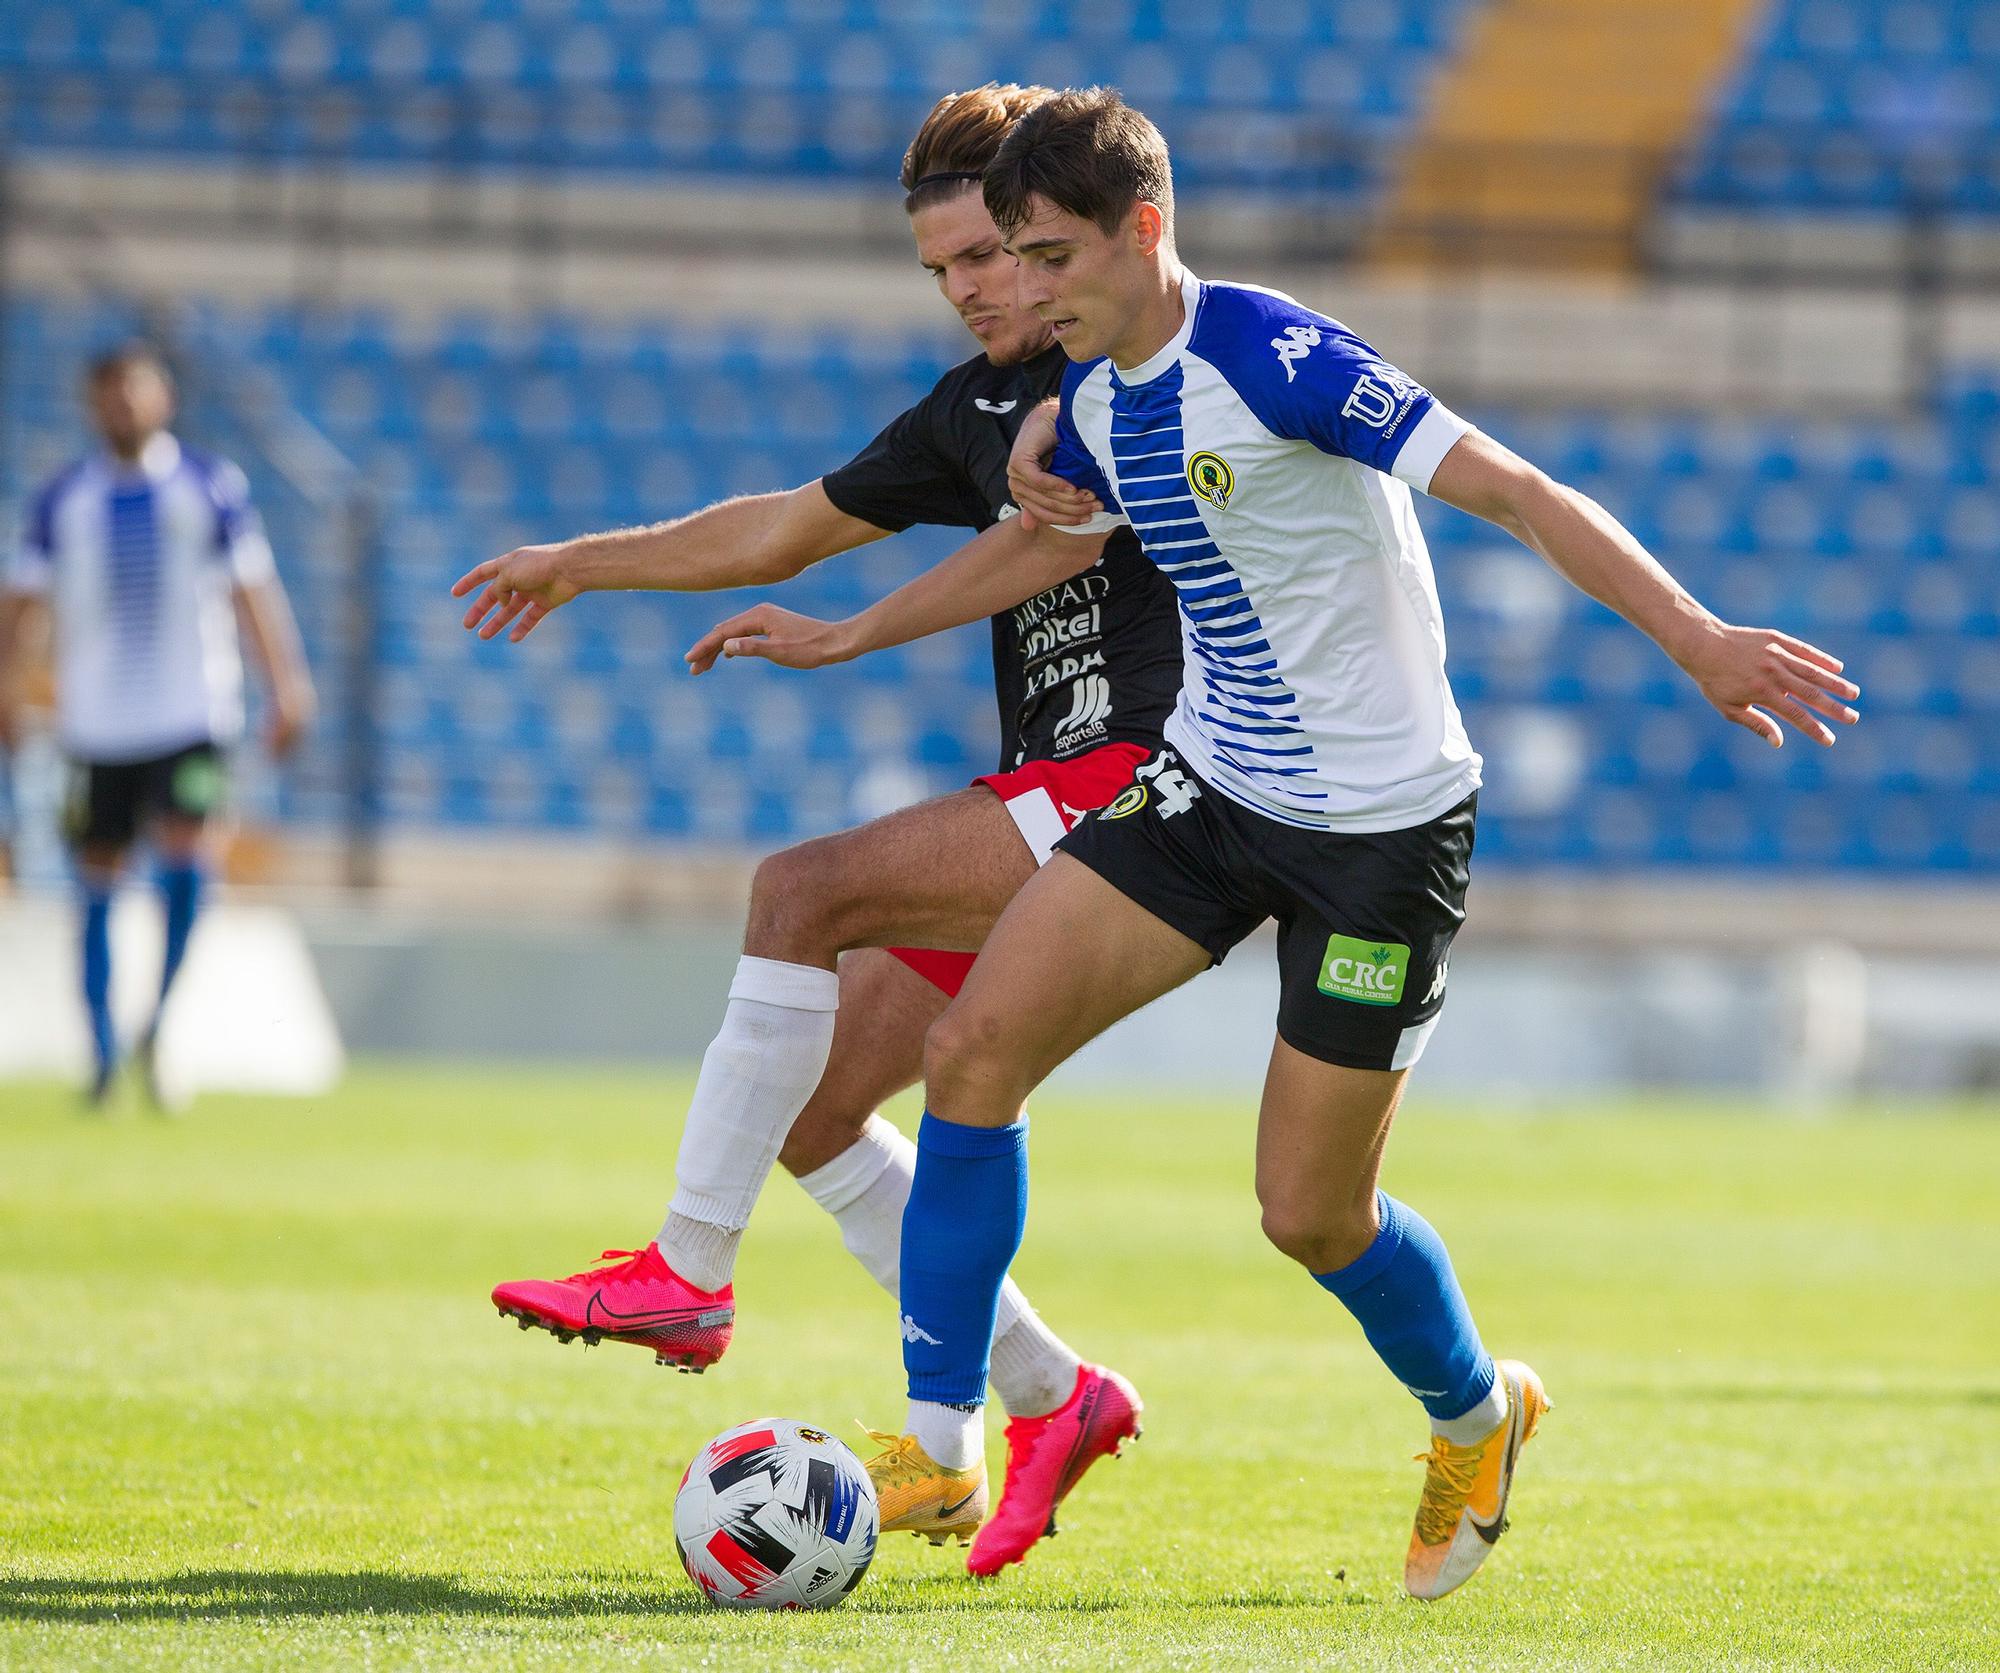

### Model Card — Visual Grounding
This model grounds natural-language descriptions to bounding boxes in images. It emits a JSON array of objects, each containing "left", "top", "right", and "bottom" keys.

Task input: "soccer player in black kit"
[{"left": 454, "top": 86, "right": 1182, "bottom": 1572}]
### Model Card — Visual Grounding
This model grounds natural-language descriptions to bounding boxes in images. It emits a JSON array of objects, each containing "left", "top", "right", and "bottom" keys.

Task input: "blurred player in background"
[
  {"left": 694, "top": 87, "right": 1863, "bottom": 1599},
  {"left": 455, "top": 86, "right": 1183, "bottom": 1572},
  {"left": 0, "top": 343, "right": 316, "bottom": 1109}
]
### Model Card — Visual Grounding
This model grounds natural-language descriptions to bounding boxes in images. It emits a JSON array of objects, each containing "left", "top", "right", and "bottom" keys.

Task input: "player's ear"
[{"left": 1131, "top": 202, "right": 1165, "bottom": 257}]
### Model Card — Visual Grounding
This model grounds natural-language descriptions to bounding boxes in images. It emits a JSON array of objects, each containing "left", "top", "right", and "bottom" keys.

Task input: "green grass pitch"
[{"left": 3, "top": 1066, "right": 1997, "bottom": 1670}]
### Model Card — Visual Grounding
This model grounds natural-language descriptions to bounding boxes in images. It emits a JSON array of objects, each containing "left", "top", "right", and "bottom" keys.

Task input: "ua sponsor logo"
[
  {"left": 974, "top": 397, "right": 1018, "bottom": 414},
  {"left": 900, "top": 1313, "right": 942, "bottom": 1346},
  {"left": 1423, "top": 960, "right": 1448, "bottom": 1005},
  {"left": 1340, "top": 372, "right": 1420, "bottom": 433},
  {"left": 1270, "top": 322, "right": 1321, "bottom": 383},
  {"left": 1317, "top": 933, "right": 1410, "bottom": 1006},
  {"left": 1054, "top": 672, "right": 1113, "bottom": 740},
  {"left": 1186, "top": 451, "right": 1234, "bottom": 509}
]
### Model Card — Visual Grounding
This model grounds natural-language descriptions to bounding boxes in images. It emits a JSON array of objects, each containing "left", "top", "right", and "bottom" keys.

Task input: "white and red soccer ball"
[{"left": 674, "top": 1418, "right": 879, "bottom": 1609}]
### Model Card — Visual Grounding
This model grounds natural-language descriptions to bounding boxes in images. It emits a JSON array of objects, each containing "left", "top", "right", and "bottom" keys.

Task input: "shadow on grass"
[{"left": 0, "top": 1569, "right": 1174, "bottom": 1623}]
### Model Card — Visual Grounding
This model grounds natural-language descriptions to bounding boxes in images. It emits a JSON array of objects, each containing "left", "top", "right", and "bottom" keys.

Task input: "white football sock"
[
  {"left": 794, "top": 1117, "right": 1083, "bottom": 1418},
  {"left": 988, "top": 1308, "right": 1083, "bottom": 1419},
  {"left": 1432, "top": 1371, "right": 1509, "bottom": 1447},
  {"left": 659, "top": 955, "right": 840, "bottom": 1291},
  {"left": 906, "top": 1399, "right": 984, "bottom": 1471}
]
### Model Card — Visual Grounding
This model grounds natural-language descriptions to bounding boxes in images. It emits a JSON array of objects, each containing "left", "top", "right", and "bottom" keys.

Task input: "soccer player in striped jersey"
[
  {"left": 0, "top": 344, "right": 315, "bottom": 1109},
  {"left": 695, "top": 88, "right": 1861, "bottom": 1598}
]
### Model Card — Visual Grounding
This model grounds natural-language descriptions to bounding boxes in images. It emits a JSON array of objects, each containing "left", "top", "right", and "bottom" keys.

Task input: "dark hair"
[
  {"left": 86, "top": 341, "right": 172, "bottom": 386},
  {"left": 902, "top": 83, "right": 1053, "bottom": 214},
  {"left": 982, "top": 86, "right": 1174, "bottom": 240}
]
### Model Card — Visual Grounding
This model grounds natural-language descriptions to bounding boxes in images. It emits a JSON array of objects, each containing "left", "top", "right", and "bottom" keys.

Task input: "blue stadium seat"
[
  {"left": 1681, "top": 1, "right": 2000, "bottom": 213},
  {"left": 0, "top": 0, "right": 1479, "bottom": 200}
]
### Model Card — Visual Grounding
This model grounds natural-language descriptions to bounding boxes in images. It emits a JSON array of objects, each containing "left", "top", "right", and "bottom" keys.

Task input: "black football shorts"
[
  {"left": 1056, "top": 748, "right": 1475, "bottom": 1072},
  {"left": 65, "top": 739, "right": 226, "bottom": 851}
]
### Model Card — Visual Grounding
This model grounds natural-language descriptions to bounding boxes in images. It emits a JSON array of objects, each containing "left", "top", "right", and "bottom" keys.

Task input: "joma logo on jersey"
[
  {"left": 1270, "top": 323, "right": 1321, "bottom": 383},
  {"left": 1317, "top": 934, "right": 1410, "bottom": 1006},
  {"left": 1186, "top": 451, "right": 1234, "bottom": 508}
]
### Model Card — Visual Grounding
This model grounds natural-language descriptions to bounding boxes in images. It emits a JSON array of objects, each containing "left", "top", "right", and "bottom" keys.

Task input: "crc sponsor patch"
[{"left": 1317, "top": 934, "right": 1409, "bottom": 1006}]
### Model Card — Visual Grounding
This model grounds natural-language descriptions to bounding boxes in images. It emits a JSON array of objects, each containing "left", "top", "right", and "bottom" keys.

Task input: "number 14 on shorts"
[{"left": 1135, "top": 751, "right": 1201, "bottom": 819}]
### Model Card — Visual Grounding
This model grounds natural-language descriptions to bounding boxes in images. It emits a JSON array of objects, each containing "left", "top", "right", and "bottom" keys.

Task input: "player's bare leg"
[
  {"left": 497, "top": 785, "right": 1108, "bottom": 1413},
  {"left": 776, "top": 946, "right": 937, "bottom": 1176},
  {"left": 885, "top": 856, "right": 1205, "bottom": 1558},
  {"left": 741, "top": 785, "right": 1034, "bottom": 969},
  {"left": 654, "top": 785, "right": 1033, "bottom": 1297},
  {"left": 774, "top": 943, "right": 1120, "bottom": 1547},
  {"left": 1253, "top": 1037, "right": 1547, "bottom": 1600}
]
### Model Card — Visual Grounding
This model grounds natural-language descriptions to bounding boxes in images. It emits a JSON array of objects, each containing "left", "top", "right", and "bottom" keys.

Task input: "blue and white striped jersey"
[
  {"left": 1050, "top": 271, "right": 1481, "bottom": 833},
  {"left": 6, "top": 433, "right": 276, "bottom": 761}
]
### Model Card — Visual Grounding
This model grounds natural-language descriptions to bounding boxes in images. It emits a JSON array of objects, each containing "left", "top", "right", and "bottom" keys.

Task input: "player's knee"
[
  {"left": 922, "top": 1001, "right": 1008, "bottom": 1103},
  {"left": 1259, "top": 1195, "right": 1377, "bottom": 1274},
  {"left": 745, "top": 842, "right": 838, "bottom": 951}
]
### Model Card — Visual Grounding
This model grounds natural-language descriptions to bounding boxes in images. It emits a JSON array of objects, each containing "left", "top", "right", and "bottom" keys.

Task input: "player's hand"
[
  {"left": 452, "top": 543, "right": 583, "bottom": 643},
  {"left": 685, "top": 605, "right": 857, "bottom": 675},
  {"left": 1007, "top": 398, "right": 1099, "bottom": 532},
  {"left": 1677, "top": 622, "right": 1860, "bottom": 748},
  {"left": 266, "top": 682, "right": 315, "bottom": 759},
  {"left": 0, "top": 696, "right": 19, "bottom": 752}
]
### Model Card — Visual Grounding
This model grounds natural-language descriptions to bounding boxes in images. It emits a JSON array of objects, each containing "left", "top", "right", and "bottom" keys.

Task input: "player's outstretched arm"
[
  {"left": 0, "top": 591, "right": 48, "bottom": 749},
  {"left": 235, "top": 577, "right": 318, "bottom": 758},
  {"left": 1428, "top": 430, "right": 1860, "bottom": 748},
  {"left": 685, "top": 514, "right": 1108, "bottom": 675},
  {"left": 451, "top": 482, "right": 889, "bottom": 644}
]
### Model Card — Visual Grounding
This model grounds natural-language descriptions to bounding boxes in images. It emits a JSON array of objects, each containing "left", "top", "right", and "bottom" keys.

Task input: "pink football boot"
[
  {"left": 966, "top": 1363, "right": 1143, "bottom": 1576},
  {"left": 491, "top": 1242, "right": 734, "bottom": 1372}
]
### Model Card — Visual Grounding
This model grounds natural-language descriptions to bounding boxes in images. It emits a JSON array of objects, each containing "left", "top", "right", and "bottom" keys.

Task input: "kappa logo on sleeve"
[
  {"left": 1270, "top": 323, "right": 1321, "bottom": 382},
  {"left": 1317, "top": 934, "right": 1410, "bottom": 1006}
]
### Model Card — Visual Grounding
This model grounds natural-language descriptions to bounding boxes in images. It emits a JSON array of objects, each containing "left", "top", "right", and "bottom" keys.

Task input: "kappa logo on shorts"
[
  {"left": 172, "top": 753, "right": 224, "bottom": 816},
  {"left": 1317, "top": 934, "right": 1410, "bottom": 1006}
]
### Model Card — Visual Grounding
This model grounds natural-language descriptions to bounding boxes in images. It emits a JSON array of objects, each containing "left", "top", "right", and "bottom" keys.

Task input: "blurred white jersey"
[{"left": 6, "top": 433, "right": 276, "bottom": 762}]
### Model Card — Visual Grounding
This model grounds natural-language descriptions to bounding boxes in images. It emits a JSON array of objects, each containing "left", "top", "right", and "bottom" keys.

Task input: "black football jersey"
[{"left": 822, "top": 345, "right": 1182, "bottom": 771}]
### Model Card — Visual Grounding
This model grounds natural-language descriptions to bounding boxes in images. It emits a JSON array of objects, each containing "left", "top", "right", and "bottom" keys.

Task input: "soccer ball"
[{"left": 674, "top": 1418, "right": 879, "bottom": 1609}]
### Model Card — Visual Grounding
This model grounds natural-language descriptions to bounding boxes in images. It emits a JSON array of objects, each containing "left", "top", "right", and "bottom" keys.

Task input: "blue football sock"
[
  {"left": 1314, "top": 1192, "right": 1495, "bottom": 1424},
  {"left": 900, "top": 1112, "right": 1029, "bottom": 1406},
  {"left": 157, "top": 862, "right": 206, "bottom": 1003},
  {"left": 80, "top": 883, "right": 116, "bottom": 1073}
]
